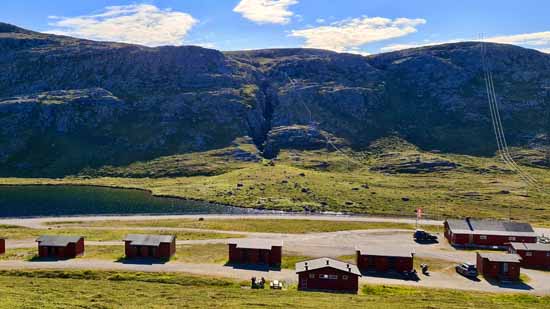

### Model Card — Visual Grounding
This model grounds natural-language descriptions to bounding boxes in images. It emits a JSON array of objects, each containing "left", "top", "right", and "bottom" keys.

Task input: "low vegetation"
[
  {"left": 0, "top": 225, "right": 241, "bottom": 241},
  {"left": 1, "top": 142, "right": 549, "bottom": 224},
  {"left": 0, "top": 244, "right": 310, "bottom": 269},
  {"left": 1, "top": 137, "right": 549, "bottom": 225},
  {"left": 53, "top": 218, "right": 417, "bottom": 234},
  {"left": 0, "top": 269, "right": 548, "bottom": 308}
]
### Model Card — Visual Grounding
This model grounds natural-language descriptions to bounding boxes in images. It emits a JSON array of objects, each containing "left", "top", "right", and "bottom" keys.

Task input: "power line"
[{"left": 480, "top": 38, "right": 543, "bottom": 192}]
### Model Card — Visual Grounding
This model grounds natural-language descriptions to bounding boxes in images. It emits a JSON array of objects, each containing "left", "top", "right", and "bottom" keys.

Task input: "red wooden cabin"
[
  {"left": 296, "top": 258, "right": 361, "bottom": 293},
  {"left": 356, "top": 246, "right": 414, "bottom": 273},
  {"left": 228, "top": 239, "right": 282, "bottom": 267},
  {"left": 36, "top": 235, "right": 84, "bottom": 259},
  {"left": 444, "top": 218, "right": 536, "bottom": 248},
  {"left": 476, "top": 252, "right": 521, "bottom": 281},
  {"left": 124, "top": 234, "right": 176, "bottom": 259},
  {"left": 508, "top": 242, "right": 550, "bottom": 270},
  {"left": 0, "top": 238, "right": 5, "bottom": 255}
]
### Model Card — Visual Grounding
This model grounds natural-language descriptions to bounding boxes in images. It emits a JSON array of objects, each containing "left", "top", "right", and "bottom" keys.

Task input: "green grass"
[
  {"left": 54, "top": 218, "right": 416, "bottom": 234},
  {"left": 414, "top": 257, "right": 455, "bottom": 272},
  {"left": 281, "top": 255, "right": 312, "bottom": 270},
  {"left": 0, "top": 269, "right": 548, "bottom": 308},
  {"left": 1, "top": 244, "right": 311, "bottom": 268},
  {"left": 0, "top": 247, "right": 36, "bottom": 261},
  {"left": 1, "top": 140, "right": 550, "bottom": 223},
  {"left": 0, "top": 225, "right": 241, "bottom": 241}
]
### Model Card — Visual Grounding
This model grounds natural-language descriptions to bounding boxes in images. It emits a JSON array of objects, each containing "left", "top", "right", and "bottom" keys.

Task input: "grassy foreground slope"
[{"left": 0, "top": 270, "right": 549, "bottom": 309}]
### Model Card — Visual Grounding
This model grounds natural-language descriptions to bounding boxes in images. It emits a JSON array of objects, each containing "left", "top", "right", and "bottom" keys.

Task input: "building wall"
[
  {"left": 510, "top": 248, "right": 550, "bottom": 270},
  {"left": 0, "top": 239, "right": 5, "bottom": 255},
  {"left": 125, "top": 242, "right": 174, "bottom": 259},
  {"left": 158, "top": 241, "right": 176, "bottom": 259},
  {"left": 446, "top": 230, "right": 536, "bottom": 247},
  {"left": 228, "top": 244, "right": 281, "bottom": 266},
  {"left": 74, "top": 238, "right": 85, "bottom": 256},
  {"left": 298, "top": 267, "right": 359, "bottom": 293},
  {"left": 38, "top": 239, "right": 84, "bottom": 259},
  {"left": 356, "top": 252, "right": 413, "bottom": 273},
  {"left": 476, "top": 254, "right": 520, "bottom": 281},
  {"left": 270, "top": 246, "right": 282, "bottom": 266}
]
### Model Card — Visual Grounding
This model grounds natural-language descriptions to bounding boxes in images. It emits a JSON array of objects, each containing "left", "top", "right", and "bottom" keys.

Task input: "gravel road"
[{"left": 1, "top": 214, "right": 549, "bottom": 294}]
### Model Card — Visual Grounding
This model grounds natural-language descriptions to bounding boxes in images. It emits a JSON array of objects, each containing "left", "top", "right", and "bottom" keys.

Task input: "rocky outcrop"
[
  {"left": 0, "top": 22, "right": 549, "bottom": 176},
  {"left": 371, "top": 159, "right": 459, "bottom": 174},
  {"left": 262, "top": 125, "right": 343, "bottom": 158}
]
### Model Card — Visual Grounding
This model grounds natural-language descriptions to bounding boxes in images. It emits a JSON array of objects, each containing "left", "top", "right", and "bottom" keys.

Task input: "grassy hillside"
[{"left": 2, "top": 138, "right": 549, "bottom": 223}]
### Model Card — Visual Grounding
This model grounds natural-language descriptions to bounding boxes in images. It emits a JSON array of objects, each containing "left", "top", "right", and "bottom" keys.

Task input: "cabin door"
[
  {"left": 468, "top": 234, "right": 474, "bottom": 244},
  {"left": 300, "top": 278, "right": 307, "bottom": 289},
  {"left": 501, "top": 262, "right": 509, "bottom": 274}
]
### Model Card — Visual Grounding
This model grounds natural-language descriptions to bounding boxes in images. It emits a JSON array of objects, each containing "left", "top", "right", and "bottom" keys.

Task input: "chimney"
[
  {"left": 466, "top": 217, "right": 473, "bottom": 231},
  {"left": 305, "top": 262, "right": 308, "bottom": 271},
  {"left": 326, "top": 259, "right": 329, "bottom": 265}
]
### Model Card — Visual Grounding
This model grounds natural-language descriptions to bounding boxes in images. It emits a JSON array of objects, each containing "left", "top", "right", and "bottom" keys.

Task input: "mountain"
[{"left": 0, "top": 22, "right": 549, "bottom": 177}]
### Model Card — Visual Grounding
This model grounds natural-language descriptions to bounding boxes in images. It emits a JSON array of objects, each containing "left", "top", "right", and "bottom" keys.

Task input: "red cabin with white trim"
[
  {"left": 296, "top": 258, "right": 361, "bottom": 293},
  {"left": 508, "top": 242, "right": 550, "bottom": 270},
  {"left": 476, "top": 252, "right": 521, "bottom": 281},
  {"left": 444, "top": 218, "right": 536, "bottom": 248}
]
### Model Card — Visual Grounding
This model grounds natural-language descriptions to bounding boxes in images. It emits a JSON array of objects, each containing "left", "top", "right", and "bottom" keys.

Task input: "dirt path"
[
  {"left": 0, "top": 214, "right": 443, "bottom": 229},
  {"left": 0, "top": 259, "right": 548, "bottom": 294},
  {"left": 2, "top": 214, "right": 550, "bottom": 294}
]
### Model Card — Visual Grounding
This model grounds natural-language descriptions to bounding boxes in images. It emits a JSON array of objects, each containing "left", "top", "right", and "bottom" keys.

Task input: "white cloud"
[
  {"left": 380, "top": 40, "right": 459, "bottom": 53},
  {"left": 485, "top": 31, "right": 550, "bottom": 46},
  {"left": 315, "top": 18, "right": 326, "bottom": 24},
  {"left": 47, "top": 4, "right": 198, "bottom": 47},
  {"left": 290, "top": 16, "right": 426, "bottom": 52},
  {"left": 380, "top": 31, "right": 550, "bottom": 53},
  {"left": 233, "top": 0, "right": 298, "bottom": 25}
]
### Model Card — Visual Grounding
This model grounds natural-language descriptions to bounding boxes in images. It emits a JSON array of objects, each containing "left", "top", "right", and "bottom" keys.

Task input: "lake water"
[{"left": 0, "top": 185, "right": 270, "bottom": 217}]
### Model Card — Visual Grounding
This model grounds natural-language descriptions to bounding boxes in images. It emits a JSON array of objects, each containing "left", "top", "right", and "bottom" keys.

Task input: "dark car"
[
  {"left": 413, "top": 230, "right": 438, "bottom": 242},
  {"left": 455, "top": 263, "right": 478, "bottom": 278}
]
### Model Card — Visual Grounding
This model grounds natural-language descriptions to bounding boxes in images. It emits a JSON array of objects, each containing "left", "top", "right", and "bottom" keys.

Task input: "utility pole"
[{"left": 544, "top": 81, "right": 550, "bottom": 167}]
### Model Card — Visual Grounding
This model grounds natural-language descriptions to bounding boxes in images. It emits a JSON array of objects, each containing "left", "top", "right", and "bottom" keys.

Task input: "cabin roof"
[
  {"left": 228, "top": 239, "right": 283, "bottom": 250},
  {"left": 355, "top": 246, "right": 414, "bottom": 258},
  {"left": 446, "top": 219, "right": 536, "bottom": 237},
  {"left": 36, "top": 235, "right": 83, "bottom": 247},
  {"left": 478, "top": 252, "right": 522, "bottom": 263},
  {"left": 295, "top": 257, "right": 361, "bottom": 276},
  {"left": 509, "top": 242, "right": 550, "bottom": 252},
  {"left": 124, "top": 234, "right": 175, "bottom": 246}
]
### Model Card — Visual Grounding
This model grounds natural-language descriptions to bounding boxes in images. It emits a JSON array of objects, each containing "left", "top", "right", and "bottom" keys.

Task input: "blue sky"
[{"left": 1, "top": 0, "right": 549, "bottom": 54}]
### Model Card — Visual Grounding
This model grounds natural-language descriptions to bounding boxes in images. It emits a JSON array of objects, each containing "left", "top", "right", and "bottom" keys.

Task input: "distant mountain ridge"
[{"left": 0, "top": 22, "right": 549, "bottom": 177}]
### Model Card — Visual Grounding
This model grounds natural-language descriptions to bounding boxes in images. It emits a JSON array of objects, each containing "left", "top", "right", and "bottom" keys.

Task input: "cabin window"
[
  {"left": 329, "top": 275, "right": 338, "bottom": 280},
  {"left": 309, "top": 273, "right": 315, "bottom": 279},
  {"left": 479, "top": 235, "right": 487, "bottom": 240},
  {"left": 342, "top": 275, "right": 348, "bottom": 280},
  {"left": 526, "top": 252, "right": 533, "bottom": 257},
  {"left": 319, "top": 274, "right": 329, "bottom": 279},
  {"left": 508, "top": 237, "right": 516, "bottom": 241}
]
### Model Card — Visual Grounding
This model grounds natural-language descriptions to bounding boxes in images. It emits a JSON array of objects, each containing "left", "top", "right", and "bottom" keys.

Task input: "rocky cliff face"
[{"left": 0, "top": 23, "right": 549, "bottom": 176}]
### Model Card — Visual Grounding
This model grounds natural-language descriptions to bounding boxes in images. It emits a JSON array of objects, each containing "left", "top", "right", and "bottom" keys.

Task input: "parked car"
[
  {"left": 413, "top": 230, "right": 438, "bottom": 242},
  {"left": 455, "top": 263, "right": 478, "bottom": 278}
]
